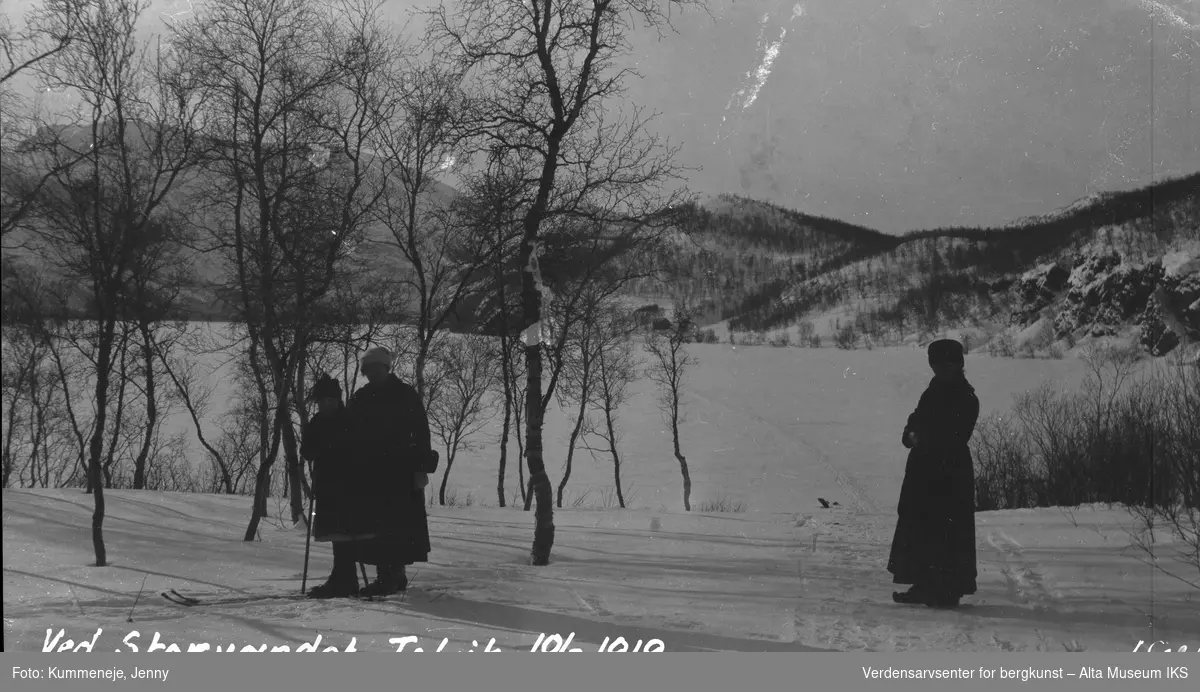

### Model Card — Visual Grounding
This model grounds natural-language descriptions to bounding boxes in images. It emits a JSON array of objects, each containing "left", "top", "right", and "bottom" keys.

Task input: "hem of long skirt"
[
  {"left": 890, "top": 572, "right": 977, "bottom": 592},
  {"left": 315, "top": 533, "right": 379, "bottom": 543},
  {"left": 898, "top": 582, "right": 979, "bottom": 597}
]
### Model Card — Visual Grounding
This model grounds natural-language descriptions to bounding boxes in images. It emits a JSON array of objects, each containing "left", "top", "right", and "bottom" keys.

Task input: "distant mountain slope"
[
  {"left": 627, "top": 194, "right": 901, "bottom": 323},
  {"left": 690, "top": 172, "right": 1199, "bottom": 355}
]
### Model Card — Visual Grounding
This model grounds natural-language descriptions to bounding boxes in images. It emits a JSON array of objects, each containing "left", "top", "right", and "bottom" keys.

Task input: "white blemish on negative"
[
  {"left": 714, "top": 5, "right": 807, "bottom": 144},
  {"left": 739, "top": 29, "right": 787, "bottom": 111}
]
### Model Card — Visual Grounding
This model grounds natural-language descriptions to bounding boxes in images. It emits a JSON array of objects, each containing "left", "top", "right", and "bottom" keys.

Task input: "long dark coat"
[
  {"left": 886, "top": 373, "right": 980, "bottom": 598},
  {"left": 344, "top": 373, "right": 432, "bottom": 567},
  {"left": 301, "top": 407, "right": 379, "bottom": 543}
]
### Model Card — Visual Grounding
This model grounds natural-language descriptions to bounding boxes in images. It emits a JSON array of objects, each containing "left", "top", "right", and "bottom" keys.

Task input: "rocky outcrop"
[
  {"left": 1142, "top": 252, "right": 1200, "bottom": 355},
  {"left": 1007, "top": 248, "right": 1199, "bottom": 355},
  {"left": 1140, "top": 298, "right": 1180, "bottom": 355},
  {"left": 1008, "top": 262, "right": 1070, "bottom": 327},
  {"left": 1055, "top": 253, "right": 1161, "bottom": 338}
]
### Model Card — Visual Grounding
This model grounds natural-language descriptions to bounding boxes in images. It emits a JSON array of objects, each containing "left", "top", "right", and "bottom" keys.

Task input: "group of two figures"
[{"left": 301, "top": 346, "right": 438, "bottom": 598}]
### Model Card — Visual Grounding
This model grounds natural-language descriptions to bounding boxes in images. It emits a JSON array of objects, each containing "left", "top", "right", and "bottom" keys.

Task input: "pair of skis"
[
  {"left": 161, "top": 589, "right": 311, "bottom": 607},
  {"left": 161, "top": 588, "right": 396, "bottom": 608}
]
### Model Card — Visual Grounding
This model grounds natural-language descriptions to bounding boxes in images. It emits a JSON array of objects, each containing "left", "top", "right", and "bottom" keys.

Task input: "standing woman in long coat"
[
  {"left": 347, "top": 346, "right": 434, "bottom": 597},
  {"left": 887, "top": 339, "right": 980, "bottom": 608},
  {"left": 302, "top": 374, "right": 364, "bottom": 599}
]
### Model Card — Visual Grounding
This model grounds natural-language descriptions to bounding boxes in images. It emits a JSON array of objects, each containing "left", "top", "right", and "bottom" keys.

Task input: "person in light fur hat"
[{"left": 352, "top": 346, "right": 435, "bottom": 596}]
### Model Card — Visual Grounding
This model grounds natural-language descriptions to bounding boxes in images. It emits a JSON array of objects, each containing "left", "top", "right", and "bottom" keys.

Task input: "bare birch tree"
[
  {"left": 20, "top": 0, "right": 204, "bottom": 564},
  {"left": 441, "top": 162, "right": 530, "bottom": 507},
  {"left": 645, "top": 303, "right": 698, "bottom": 511},
  {"left": 176, "top": 0, "right": 394, "bottom": 537},
  {"left": 581, "top": 302, "right": 638, "bottom": 508},
  {"left": 554, "top": 284, "right": 609, "bottom": 507},
  {"left": 372, "top": 57, "right": 488, "bottom": 403},
  {"left": 427, "top": 0, "right": 697, "bottom": 564}
]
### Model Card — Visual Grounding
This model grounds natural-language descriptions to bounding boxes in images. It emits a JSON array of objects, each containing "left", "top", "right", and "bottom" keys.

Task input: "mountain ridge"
[{"left": 657, "top": 171, "right": 1198, "bottom": 357}]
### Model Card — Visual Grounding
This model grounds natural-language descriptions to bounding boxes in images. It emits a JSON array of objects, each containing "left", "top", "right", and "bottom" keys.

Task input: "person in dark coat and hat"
[
  {"left": 301, "top": 374, "right": 365, "bottom": 599},
  {"left": 345, "top": 346, "right": 434, "bottom": 597},
  {"left": 887, "top": 338, "right": 980, "bottom": 608}
]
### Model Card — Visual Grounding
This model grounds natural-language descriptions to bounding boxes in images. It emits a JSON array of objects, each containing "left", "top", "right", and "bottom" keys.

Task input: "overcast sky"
[
  {"left": 631, "top": 0, "right": 1199, "bottom": 233},
  {"left": 6, "top": 0, "right": 1198, "bottom": 234}
]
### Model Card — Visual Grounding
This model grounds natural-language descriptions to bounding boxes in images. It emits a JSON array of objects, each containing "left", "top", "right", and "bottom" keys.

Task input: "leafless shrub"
[
  {"left": 973, "top": 343, "right": 1198, "bottom": 588},
  {"left": 430, "top": 334, "right": 500, "bottom": 506},
  {"left": 697, "top": 494, "right": 748, "bottom": 513}
]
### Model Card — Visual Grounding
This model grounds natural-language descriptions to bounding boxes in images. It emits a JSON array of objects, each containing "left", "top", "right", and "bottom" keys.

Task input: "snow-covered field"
[{"left": 5, "top": 345, "right": 1198, "bottom": 652}]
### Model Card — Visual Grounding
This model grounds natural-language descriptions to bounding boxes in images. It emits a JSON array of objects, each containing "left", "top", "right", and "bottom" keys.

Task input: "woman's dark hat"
[
  {"left": 927, "top": 338, "right": 965, "bottom": 366},
  {"left": 308, "top": 373, "right": 341, "bottom": 401}
]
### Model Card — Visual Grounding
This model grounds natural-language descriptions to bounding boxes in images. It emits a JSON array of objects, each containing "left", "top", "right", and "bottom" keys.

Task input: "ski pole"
[
  {"left": 301, "top": 493, "right": 315, "bottom": 595},
  {"left": 300, "top": 460, "right": 314, "bottom": 590}
]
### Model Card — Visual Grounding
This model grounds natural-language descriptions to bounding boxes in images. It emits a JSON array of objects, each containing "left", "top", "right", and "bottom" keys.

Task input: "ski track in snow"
[{"left": 986, "top": 528, "right": 1061, "bottom": 610}]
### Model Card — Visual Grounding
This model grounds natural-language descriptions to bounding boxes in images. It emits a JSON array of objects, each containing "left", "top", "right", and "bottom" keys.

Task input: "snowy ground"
[{"left": 5, "top": 346, "right": 1198, "bottom": 652}]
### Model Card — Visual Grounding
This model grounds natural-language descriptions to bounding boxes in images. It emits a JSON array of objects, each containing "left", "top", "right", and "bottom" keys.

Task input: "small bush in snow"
[
  {"left": 988, "top": 332, "right": 1016, "bottom": 358},
  {"left": 834, "top": 323, "right": 857, "bottom": 349},
  {"left": 696, "top": 494, "right": 748, "bottom": 513},
  {"left": 571, "top": 488, "right": 594, "bottom": 508},
  {"left": 438, "top": 488, "right": 476, "bottom": 508},
  {"left": 598, "top": 484, "right": 639, "bottom": 509}
]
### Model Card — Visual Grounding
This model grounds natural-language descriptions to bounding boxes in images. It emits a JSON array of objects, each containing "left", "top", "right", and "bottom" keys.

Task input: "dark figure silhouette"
[
  {"left": 301, "top": 374, "right": 362, "bottom": 599},
  {"left": 345, "top": 346, "right": 433, "bottom": 597},
  {"left": 887, "top": 338, "right": 980, "bottom": 609}
]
